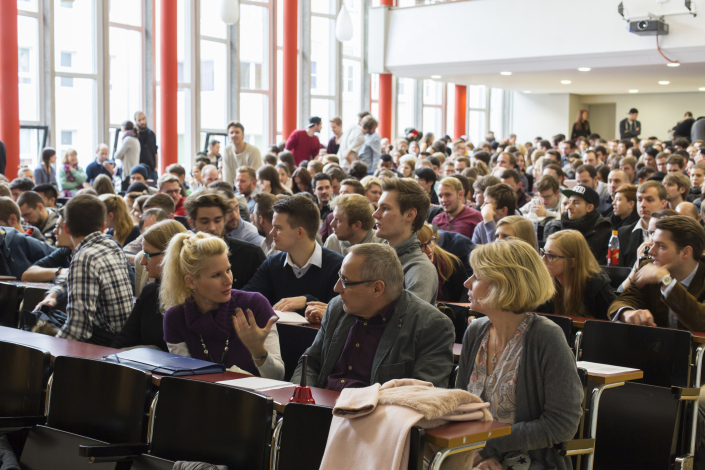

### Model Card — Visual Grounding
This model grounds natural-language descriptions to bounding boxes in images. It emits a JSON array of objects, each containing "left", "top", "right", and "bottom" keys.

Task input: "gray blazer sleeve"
[{"left": 411, "top": 311, "right": 455, "bottom": 387}]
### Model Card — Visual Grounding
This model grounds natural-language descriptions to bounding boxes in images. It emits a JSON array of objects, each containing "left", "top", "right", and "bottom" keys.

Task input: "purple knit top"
[{"left": 163, "top": 289, "right": 276, "bottom": 376}]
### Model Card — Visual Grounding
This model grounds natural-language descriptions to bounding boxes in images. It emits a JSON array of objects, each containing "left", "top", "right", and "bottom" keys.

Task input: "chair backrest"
[
  {"left": 47, "top": 356, "right": 153, "bottom": 443},
  {"left": 438, "top": 302, "right": 470, "bottom": 344},
  {"left": 23, "top": 286, "right": 52, "bottom": 313},
  {"left": 537, "top": 313, "right": 574, "bottom": 348},
  {"left": 20, "top": 425, "right": 117, "bottom": 470},
  {"left": 0, "top": 283, "right": 22, "bottom": 327},
  {"left": 277, "top": 403, "right": 333, "bottom": 470},
  {"left": 600, "top": 265, "right": 633, "bottom": 290},
  {"left": 581, "top": 320, "right": 692, "bottom": 387},
  {"left": 277, "top": 323, "right": 319, "bottom": 381},
  {"left": 0, "top": 341, "right": 51, "bottom": 416},
  {"left": 592, "top": 382, "right": 683, "bottom": 470},
  {"left": 151, "top": 377, "right": 274, "bottom": 470}
]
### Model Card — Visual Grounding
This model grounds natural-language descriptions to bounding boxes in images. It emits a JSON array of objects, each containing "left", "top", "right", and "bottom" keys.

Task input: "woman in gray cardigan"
[{"left": 456, "top": 239, "right": 583, "bottom": 470}]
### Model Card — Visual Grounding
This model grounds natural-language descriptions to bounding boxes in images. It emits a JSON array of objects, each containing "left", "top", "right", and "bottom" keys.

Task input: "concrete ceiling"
[{"left": 394, "top": 60, "right": 705, "bottom": 96}]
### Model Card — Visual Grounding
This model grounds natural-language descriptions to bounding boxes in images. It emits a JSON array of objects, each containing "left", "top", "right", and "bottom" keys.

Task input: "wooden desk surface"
[
  {"left": 0, "top": 280, "right": 55, "bottom": 290},
  {"left": 0, "top": 326, "right": 510, "bottom": 449},
  {"left": 425, "top": 420, "right": 511, "bottom": 448},
  {"left": 585, "top": 370, "right": 643, "bottom": 385}
]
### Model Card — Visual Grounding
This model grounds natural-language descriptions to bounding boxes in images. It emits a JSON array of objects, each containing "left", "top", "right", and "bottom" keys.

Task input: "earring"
[{"left": 192, "top": 289, "right": 196, "bottom": 293}]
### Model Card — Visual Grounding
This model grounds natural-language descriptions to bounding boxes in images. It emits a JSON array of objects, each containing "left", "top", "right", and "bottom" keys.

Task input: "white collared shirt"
[{"left": 284, "top": 242, "right": 323, "bottom": 278}]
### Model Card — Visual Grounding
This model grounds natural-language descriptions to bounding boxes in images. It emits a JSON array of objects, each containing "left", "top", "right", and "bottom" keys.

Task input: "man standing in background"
[
  {"left": 134, "top": 111, "right": 159, "bottom": 181},
  {"left": 285, "top": 116, "right": 323, "bottom": 165}
]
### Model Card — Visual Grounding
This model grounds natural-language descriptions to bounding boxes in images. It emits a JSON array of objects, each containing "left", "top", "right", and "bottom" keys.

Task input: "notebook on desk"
[{"left": 102, "top": 348, "right": 226, "bottom": 376}]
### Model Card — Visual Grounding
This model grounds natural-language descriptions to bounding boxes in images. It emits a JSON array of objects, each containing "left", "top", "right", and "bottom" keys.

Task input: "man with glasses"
[
  {"left": 243, "top": 194, "right": 344, "bottom": 314},
  {"left": 292, "top": 243, "right": 455, "bottom": 390},
  {"left": 158, "top": 174, "right": 186, "bottom": 216}
]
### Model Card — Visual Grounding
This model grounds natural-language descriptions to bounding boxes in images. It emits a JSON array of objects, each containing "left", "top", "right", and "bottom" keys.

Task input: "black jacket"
[
  {"left": 545, "top": 212, "right": 613, "bottom": 265},
  {"left": 111, "top": 281, "right": 167, "bottom": 351},
  {"left": 438, "top": 257, "right": 469, "bottom": 303},
  {"left": 617, "top": 220, "right": 644, "bottom": 268},
  {"left": 619, "top": 118, "right": 641, "bottom": 140},
  {"left": 673, "top": 118, "right": 695, "bottom": 139},
  {"left": 597, "top": 194, "right": 614, "bottom": 218},
  {"left": 535, "top": 271, "right": 616, "bottom": 321},
  {"left": 610, "top": 208, "right": 639, "bottom": 231},
  {"left": 225, "top": 236, "right": 266, "bottom": 289},
  {"left": 571, "top": 122, "right": 591, "bottom": 141}
]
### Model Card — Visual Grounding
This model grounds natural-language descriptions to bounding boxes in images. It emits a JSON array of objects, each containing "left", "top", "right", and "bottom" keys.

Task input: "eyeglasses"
[
  {"left": 539, "top": 248, "right": 566, "bottom": 263},
  {"left": 420, "top": 237, "right": 436, "bottom": 252},
  {"left": 163, "top": 189, "right": 181, "bottom": 195},
  {"left": 143, "top": 251, "right": 164, "bottom": 260},
  {"left": 337, "top": 271, "right": 377, "bottom": 289}
]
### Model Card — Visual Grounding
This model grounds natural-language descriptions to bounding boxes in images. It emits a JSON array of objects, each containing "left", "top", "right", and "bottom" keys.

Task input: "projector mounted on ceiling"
[{"left": 617, "top": 0, "right": 697, "bottom": 36}]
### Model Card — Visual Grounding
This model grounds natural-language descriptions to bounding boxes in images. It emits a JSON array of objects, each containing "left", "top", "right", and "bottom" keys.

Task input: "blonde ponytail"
[{"left": 159, "top": 232, "right": 228, "bottom": 311}]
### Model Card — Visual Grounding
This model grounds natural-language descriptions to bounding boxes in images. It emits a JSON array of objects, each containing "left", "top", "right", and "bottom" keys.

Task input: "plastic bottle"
[
  {"left": 527, "top": 210, "right": 539, "bottom": 239},
  {"left": 607, "top": 230, "right": 620, "bottom": 266}
]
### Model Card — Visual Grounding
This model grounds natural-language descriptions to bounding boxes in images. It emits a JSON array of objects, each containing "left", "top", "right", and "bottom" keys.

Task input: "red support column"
[
  {"left": 0, "top": 2, "right": 20, "bottom": 179},
  {"left": 159, "top": 0, "right": 178, "bottom": 173},
  {"left": 282, "top": 0, "right": 298, "bottom": 140},
  {"left": 454, "top": 84, "right": 467, "bottom": 140},
  {"left": 377, "top": 0, "right": 394, "bottom": 140}
]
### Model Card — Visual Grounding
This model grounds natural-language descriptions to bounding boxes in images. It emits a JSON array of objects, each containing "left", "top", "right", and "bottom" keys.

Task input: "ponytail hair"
[{"left": 159, "top": 232, "right": 228, "bottom": 310}]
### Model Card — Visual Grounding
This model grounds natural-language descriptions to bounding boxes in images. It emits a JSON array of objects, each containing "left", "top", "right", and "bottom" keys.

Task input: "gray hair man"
[{"left": 292, "top": 243, "right": 455, "bottom": 390}]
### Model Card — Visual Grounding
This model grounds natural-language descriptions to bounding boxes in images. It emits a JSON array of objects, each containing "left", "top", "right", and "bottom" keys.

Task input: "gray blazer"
[
  {"left": 291, "top": 290, "right": 455, "bottom": 388},
  {"left": 456, "top": 315, "right": 583, "bottom": 470}
]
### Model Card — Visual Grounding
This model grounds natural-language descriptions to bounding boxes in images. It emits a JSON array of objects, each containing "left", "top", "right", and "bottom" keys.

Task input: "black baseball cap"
[
  {"left": 307, "top": 116, "right": 322, "bottom": 128},
  {"left": 561, "top": 184, "right": 600, "bottom": 208},
  {"left": 629, "top": 108, "right": 639, "bottom": 114}
]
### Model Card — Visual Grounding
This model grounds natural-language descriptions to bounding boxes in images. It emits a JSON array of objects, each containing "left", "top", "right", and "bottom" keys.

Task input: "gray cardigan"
[
  {"left": 389, "top": 232, "right": 438, "bottom": 304},
  {"left": 456, "top": 315, "right": 583, "bottom": 470},
  {"left": 292, "top": 289, "right": 455, "bottom": 388}
]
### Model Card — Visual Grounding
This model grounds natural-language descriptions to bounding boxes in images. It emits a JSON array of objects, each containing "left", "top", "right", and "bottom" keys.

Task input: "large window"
[
  {"left": 199, "top": 0, "right": 228, "bottom": 148},
  {"left": 396, "top": 77, "right": 415, "bottom": 138},
  {"left": 240, "top": 1, "right": 272, "bottom": 149},
  {"left": 341, "top": 0, "right": 363, "bottom": 133},
  {"left": 53, "top": 0, "right": 98, "bottom": 168},
  {"left": 18, "top": 0, "right": 42, "bottom": 168},
  {"left": 422, "top": 79, "right": 444, "bottom": 138},
  {"left": 310, "top": 3, "right": 337, "bottom": 144},
  {"left": 468, "top": 85, "right": 487, "bottom": 146}
]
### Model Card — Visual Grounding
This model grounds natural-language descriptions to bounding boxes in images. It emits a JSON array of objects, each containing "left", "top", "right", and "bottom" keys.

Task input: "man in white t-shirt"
[
  {"left": 337, "top": 111, "right": 369, "bottom": 171},
  {"left": 222, "top": 121, "right": 263, "bottom": 187}
]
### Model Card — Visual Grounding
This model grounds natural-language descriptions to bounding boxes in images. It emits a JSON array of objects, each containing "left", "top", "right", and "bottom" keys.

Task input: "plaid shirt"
[{"left": 50, "top": 232, "right": 134, "bottom": 342}]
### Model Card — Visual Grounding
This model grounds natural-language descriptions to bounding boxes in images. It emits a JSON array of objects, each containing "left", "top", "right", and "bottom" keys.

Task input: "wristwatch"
[{"left": 659, "top": 274, "right": 673, "bottom": 288}]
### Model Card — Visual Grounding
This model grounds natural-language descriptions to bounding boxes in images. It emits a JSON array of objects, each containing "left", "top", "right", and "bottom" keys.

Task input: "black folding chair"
[
  {"left": 600, "top": 265, "right": 632, "bottom": 291},
  {"left": 0, "top": 341, "right": 52, "bottom": 433},
  {"left": 0, "top": 283, "right": 22, "bottom": 327},
  {"left": 438, "top": 302, "right": 470, "bottom": 344},
  {"left": 80, "top": 376, "right": 275, "bottom": 470},
  {"left": 537, "top": 313, "right": 579, "bottom": 360},
  {"left": 580, "top": 320, "right": 700, "bottom": 470},
  {"left": 19, "top": 356, "right": 153, "bottom": 469},
  {"left": 277, "top": 323, "right": 319, "bottom": 381}
]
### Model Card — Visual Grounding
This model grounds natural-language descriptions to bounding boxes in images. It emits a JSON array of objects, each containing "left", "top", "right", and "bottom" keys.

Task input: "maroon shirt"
[
  {"left": 285, "top": 129, "right": 322, "bottom": 165},
  {"left": 432, "top": 205, "right": 483, "bottom": 239},
  {"left": 326, "top": 298, "right": 399, "bottom": 391}
]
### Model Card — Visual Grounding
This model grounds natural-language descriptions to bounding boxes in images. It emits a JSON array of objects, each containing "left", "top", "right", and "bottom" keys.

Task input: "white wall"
[
  {"left": 511, "top": 91, "right": 705, "bottom": 144},
  {"left": 384, "top": 0, "right": 705, "bottom": 76},
  {"left": 511, "top": 92, "right": 570, "bottom": 143},
  {"left": 577, "top": 92, "right": 705, "bottom": 140}
]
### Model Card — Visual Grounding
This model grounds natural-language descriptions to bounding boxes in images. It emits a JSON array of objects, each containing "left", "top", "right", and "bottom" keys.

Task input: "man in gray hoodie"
[{"left": 373, "top": 177, "right": 438, "bottom": 304}]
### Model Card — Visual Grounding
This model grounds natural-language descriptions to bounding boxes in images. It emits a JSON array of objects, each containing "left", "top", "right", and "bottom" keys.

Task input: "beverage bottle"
[
  {"left": 607, "top": 230, "right": 620, "bottom": 266},
  {"left": 527, "top": 210, "right": 539, "bottom": 239}
]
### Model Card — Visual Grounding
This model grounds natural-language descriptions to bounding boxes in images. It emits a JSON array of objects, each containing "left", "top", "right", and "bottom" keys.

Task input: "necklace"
[
  {"left": 199, "top": 335, "right": 230, "bottom": 365},
  {"left": 491, "top": 332, "right": 505, "bottom": 365}
]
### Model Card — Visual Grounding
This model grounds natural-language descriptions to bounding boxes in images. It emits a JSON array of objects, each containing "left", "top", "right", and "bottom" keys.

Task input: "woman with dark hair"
[
  {"left": 278, "top": 150, "right": 297, "bottom": 174},
  {"left": 93, "top": 174, "right": 115, "bottom": 196},
  {"left": 34, "top": 148, "right": 57, "bottom": 186},
  {"left": 256, "top": 165, "right": 293, "bottom": 196},
  {"left": 571, "top": 109, "right": 591, "bottom": 141},
  {"left": 291, "top": 167, "right": 313, "bottom": 194}
]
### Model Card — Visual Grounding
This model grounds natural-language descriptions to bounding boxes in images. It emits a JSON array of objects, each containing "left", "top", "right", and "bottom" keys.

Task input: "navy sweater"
[{"left": 242, "top": 248, "right": 344, "bottom": 312}]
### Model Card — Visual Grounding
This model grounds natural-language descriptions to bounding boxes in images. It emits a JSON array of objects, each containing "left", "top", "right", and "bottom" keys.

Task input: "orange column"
[
  {"left": 0, "top": 2, "right": 20, "bottom": 179},
  {"left": 282, "top": 0, "right": 298, "bottom": 140},
  {"left": 159, "top": 0, "right": 178, "bottom": 173},
  {"left": 454, "top": 84, "right": 467, "bottom": 140},
  {"left": 377, "top": 0, "right": 394, "bottom": 140}
]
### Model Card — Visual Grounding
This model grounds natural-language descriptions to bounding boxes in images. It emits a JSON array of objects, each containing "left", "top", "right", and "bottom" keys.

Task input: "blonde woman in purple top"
[{"left": 161, "top": 232, "right": 284, "bottom": 379}]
